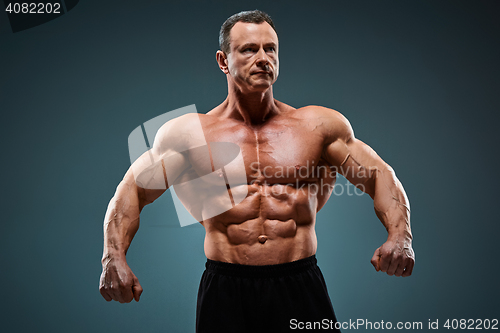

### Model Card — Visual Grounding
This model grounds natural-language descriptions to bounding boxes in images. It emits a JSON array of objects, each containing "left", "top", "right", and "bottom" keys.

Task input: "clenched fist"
[
  {"left": 99, "top": 257, "right": 143, "bottom": 303},
  {"left": 371, "top": 238, "right": 415, "bottom": 277}
]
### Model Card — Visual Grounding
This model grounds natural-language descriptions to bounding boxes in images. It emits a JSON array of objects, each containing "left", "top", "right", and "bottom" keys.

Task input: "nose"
[{"left": 255, "top": 48, "right": 270, "bottom": 67}]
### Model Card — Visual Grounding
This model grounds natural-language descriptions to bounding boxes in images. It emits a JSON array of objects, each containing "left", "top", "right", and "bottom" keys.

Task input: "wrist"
[
  {"left": 101, "top": 251, "right": 126, "bottom": 265},
  {"left": 387, "top": 228, "right": 412, "bottom": 243}
]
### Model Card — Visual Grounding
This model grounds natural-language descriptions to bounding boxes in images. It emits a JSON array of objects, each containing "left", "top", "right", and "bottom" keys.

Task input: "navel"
[{"left": 258, "top": 235, "right": 268, "bottom": 244}]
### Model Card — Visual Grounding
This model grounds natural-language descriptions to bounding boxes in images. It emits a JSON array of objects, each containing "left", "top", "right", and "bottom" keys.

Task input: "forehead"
[{"left": 229, "top": 21, "right": 278, "bottom": 49}]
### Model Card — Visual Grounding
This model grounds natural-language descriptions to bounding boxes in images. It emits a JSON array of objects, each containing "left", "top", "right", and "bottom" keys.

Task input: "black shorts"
[{"left": 196, "top": 255, "right": 340, "bottom": 332}]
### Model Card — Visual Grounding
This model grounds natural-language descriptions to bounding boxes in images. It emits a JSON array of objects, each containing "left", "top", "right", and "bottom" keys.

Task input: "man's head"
[
  {"left": 217, "top": 10, "right": 279, "bottom": 93},
  {"left": 219, "top": 10, "right": 277, "bottom": 54}
]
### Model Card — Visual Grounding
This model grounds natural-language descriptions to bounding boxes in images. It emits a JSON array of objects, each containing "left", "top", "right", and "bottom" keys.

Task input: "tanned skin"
[{"left": 99, "top": 21, "right": 415, "bottom": 303}]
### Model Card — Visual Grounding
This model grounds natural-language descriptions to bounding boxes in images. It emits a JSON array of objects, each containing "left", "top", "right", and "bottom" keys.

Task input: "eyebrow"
[{"left": 239, "top": 42, "right": 277, "bottom": 50}]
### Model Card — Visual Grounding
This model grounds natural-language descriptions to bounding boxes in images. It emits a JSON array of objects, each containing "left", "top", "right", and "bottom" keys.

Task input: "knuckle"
[
  {"left": 110, "top": 283, "right": 122, "bottom": 292},
  {"left": 381, "top": 249, "right": 392, "bottom": 257}
]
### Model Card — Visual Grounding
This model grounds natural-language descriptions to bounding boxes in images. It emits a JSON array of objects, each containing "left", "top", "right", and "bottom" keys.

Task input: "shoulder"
[
  {"left": 154, "top": 113, "right": 202, "bottom": 144},
  {"left": 295, "top": 105, "right": 348, "bottom": 123},
  {"left": 295, "top": 105, "right": 355, "bottom": 143},
  {"left": 156, "top": 112, "right": 201, "bottom": 134},
  {"left": 153, "top": 113, "right": 207, "bottom": 153}
]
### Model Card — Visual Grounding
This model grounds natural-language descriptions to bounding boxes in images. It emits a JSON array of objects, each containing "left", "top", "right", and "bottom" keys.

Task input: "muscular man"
[{"left": 99, "top": 10, "right": 414, "bottom": 333}]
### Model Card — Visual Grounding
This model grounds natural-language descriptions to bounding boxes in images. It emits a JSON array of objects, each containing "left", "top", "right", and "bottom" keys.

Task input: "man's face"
[{"left": 226, "top": 21, "right": 279, "bottom": 92}]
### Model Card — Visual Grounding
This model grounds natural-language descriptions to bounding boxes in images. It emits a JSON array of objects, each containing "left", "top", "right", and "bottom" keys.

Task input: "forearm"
[
  {"left": 102, "top": 173, "right": 144, "bottom": 264},
  {"left": 372, "top": 164, "right": 412, "bottom": 242}
]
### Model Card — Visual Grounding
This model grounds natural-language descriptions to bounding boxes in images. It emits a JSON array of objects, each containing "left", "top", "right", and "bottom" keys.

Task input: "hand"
[
  {"left": 370, "top": 238, "right": 415, "bottom": 277},
  {"left": 99, "top": 257, "right": 143, "bottom": 303}
]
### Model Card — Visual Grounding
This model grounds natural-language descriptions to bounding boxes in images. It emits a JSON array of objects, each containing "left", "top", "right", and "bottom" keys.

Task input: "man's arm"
[
  {"left": 321, "top": 108, "right": 415, "bottom": 277},
  {"left": 99, "top": 167, "right": 164, "bottom": 303},
  {"left": 99, "top": 115, "right": 197, "bottom": 303}
]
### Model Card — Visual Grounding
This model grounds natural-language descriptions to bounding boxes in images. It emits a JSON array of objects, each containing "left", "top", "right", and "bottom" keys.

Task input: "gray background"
[{"left": 1, "top": 0, "right": 499, "bottom": 332}]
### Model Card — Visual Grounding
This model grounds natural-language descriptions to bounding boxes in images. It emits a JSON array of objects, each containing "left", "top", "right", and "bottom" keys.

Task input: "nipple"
[{"left": 258, "top": 235, "right": 268, "bottom": 244}]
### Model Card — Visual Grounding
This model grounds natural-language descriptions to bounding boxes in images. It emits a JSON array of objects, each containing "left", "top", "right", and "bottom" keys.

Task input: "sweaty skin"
[{"left": 99, "top": 21, "right": 415, "bottom": 303}]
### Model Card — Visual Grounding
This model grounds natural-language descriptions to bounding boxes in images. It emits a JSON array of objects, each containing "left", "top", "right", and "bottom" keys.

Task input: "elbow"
[{"left": 367, "top": 163, "right": 395, "bottom": 198}]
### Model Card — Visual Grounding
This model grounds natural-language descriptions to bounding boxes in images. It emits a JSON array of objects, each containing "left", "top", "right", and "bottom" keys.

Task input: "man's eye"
[
  {"left": 266, "top": 47, "right": 275, "bottom": 52},
  {"left": 243, "top": 48, "right": 254, "bottom": 52}
]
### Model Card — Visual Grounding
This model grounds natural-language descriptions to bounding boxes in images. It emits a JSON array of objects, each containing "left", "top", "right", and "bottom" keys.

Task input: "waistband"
[{"left": 205, "top": 255, "right": 318, "bottom": 278}]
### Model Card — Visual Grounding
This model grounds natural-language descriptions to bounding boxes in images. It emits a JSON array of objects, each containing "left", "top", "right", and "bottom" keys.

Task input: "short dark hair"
[{"left": 219, "top": 10, "right": 277, "bottom": 54}]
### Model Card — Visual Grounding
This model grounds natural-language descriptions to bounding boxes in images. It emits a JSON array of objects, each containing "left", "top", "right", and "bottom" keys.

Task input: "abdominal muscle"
[{"left": 201, "top": 182, "right": 320, "bottom": 265}]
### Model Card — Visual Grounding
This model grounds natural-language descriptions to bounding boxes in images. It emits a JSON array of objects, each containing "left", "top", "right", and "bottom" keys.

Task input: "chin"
[
  {"left": 237, "top": 77, "right": 275, "bottom": 94},
  {"left": 251, "top": 79, "right": 275, "bottom": 90},
  {"left": 249, "top": 84, "right": 272, "bottom": 93}
]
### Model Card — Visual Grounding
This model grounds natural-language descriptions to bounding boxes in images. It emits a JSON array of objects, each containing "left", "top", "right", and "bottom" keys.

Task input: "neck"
[{"left": 222, "top": 80, "right": 278, "bottom": 126}]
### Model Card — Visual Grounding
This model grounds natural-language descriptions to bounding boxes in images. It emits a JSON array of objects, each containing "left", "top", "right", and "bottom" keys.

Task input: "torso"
[{"left": 174, "top": 102, "right": 338, "bottom": 265}]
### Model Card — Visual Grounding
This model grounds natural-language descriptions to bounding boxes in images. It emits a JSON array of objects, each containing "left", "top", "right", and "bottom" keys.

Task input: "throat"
[{"left": 224, "top": 89, "right": 279, "bottom": 125}]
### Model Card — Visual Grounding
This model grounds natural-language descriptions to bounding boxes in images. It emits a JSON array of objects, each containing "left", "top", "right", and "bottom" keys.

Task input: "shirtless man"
[{"left": 99, "top": 10, "right": 415, "bottom": 333}]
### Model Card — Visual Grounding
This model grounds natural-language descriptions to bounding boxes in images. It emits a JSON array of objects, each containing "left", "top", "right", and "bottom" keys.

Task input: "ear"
[{"left": 216, "top": 50, "right": 229, "bottom": 74}]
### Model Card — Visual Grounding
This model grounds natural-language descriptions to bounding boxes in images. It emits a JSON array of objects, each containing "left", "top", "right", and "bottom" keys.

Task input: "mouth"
[{"left": 251, "top": 71, "right": 271, "bottom": 75}]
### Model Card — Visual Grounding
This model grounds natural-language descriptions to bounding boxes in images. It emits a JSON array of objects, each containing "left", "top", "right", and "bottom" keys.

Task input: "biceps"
[
  {"left": 325, "top": 138, "right": 387, "bottom": 196},
  {"left": 130, "top": 148, "right": 189, "bottom": 192}
]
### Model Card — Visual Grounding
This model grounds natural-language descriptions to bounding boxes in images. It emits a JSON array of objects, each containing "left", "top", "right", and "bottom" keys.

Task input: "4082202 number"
[
  {"left": 444, "top": 319, "right": 498, "bottom": 330},
  {"left": 5, "top": 2, "right": 61, "bottom": 14}
]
